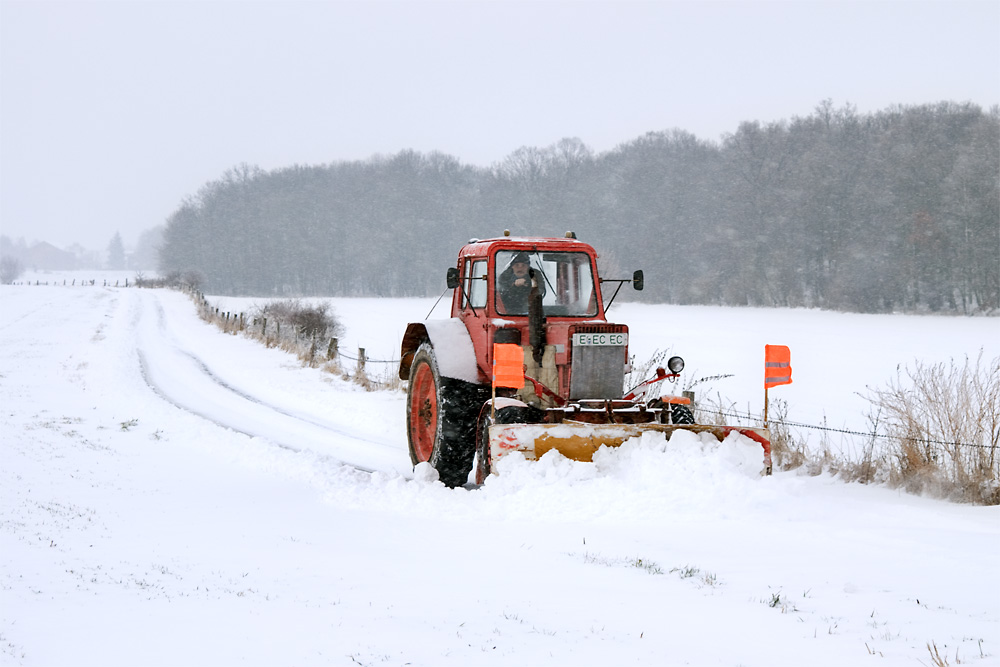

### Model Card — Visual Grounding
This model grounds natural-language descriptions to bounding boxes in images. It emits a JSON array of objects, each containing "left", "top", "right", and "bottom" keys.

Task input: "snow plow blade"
[{"left": 489, "top": 422, "right": 772, "bottom": 475}]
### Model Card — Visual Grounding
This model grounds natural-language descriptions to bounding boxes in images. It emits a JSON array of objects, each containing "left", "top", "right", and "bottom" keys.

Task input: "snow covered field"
[{"left": 2, "top": 274, "right": 998, "bottom": 666}]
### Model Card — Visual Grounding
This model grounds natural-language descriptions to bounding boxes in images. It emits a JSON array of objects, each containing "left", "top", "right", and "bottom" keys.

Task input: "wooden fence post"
[
  {"left": 327, "top": 337, "right": 338, "bottom": 360},
  {"left": 357, "top": 348, "right": 366, "bottom": 375}
]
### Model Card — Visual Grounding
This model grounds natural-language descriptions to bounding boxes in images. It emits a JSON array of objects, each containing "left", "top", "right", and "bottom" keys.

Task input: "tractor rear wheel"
[
  {"left": 406, "top": 343, "right": 483, "bottom": 487},
  {"left": 671, "top": 404, "right": 696, "bottom": 425}
]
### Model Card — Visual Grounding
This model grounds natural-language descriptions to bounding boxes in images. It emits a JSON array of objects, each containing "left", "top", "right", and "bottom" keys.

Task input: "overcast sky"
[{"left": 1, "top": 0, "right": 997, "bottom": 252}]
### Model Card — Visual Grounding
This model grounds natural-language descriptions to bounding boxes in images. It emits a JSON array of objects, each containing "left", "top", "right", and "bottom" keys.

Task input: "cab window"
[
  {"left": 466, "top": 259, "right": 487, "bottom": 309},
  {"left": 495, "top": 250, "right": 597, "bottom": 317}
]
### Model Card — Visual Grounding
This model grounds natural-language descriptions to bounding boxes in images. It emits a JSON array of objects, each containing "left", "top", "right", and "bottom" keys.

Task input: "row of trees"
[
  {"left": 159, "top": 101, "right": 999, "bottom": 314},
  {"left": 0, "top": 227, "right": 164, "bottom": 274}
]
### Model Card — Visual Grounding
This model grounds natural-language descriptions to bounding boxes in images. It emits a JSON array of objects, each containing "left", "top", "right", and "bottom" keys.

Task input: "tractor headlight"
[{"left": 667, "top": 356, "right": 685, "bottom": 374}]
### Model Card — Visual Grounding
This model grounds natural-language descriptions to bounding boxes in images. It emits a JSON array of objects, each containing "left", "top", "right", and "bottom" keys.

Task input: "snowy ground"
[{"left": 2, "top": 274, "right": 998, "bottom": 666}]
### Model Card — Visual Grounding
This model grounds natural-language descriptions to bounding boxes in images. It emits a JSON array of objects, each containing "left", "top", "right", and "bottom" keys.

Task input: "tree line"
[{"left": 159, "top": 100, "right": 999, "bottom": 314}]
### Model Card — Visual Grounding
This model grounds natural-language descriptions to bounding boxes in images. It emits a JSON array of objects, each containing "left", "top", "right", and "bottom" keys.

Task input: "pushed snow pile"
[
  {"left": 411, "top": 461, "right": 440, "bottom": 483},
  {"left": 311, "top": 428, "right": 774, "bottom": 525},
  {"left": 478, "top": 429, "right": 772, "bottom": 523}
]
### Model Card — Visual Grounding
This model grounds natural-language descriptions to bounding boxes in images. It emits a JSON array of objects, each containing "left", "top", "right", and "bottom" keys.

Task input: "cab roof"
[{"left": 458, "top": 234, "right": 596, "bottom": 258}]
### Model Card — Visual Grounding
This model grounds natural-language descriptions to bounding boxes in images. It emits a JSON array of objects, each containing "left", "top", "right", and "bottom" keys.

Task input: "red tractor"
[{"left": 399, "top": 232, "right": 771, "bottom": 487}]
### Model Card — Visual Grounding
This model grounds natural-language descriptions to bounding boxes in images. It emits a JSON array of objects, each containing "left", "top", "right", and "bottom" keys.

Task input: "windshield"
[{"left": 495, "top": 250, "right": 597, "bottom": 317}]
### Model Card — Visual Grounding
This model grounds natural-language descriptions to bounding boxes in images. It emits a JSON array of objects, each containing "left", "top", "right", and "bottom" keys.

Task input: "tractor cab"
[
  {"left": 445, "top": 233, "right": 638, "bottom": 406},
  {"left": 448, "top": 236, "right": 605, "bottom": 319}
]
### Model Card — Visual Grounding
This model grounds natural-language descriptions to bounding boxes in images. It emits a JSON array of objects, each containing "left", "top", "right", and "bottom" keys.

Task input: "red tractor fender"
[{"left": 398, "top": 320, "right": 483, "bottom": 383}]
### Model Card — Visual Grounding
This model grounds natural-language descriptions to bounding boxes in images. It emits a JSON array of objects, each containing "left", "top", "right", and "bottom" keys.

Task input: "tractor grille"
[{"left": 568, "top": 325, "right": 628, "bottom": 400}]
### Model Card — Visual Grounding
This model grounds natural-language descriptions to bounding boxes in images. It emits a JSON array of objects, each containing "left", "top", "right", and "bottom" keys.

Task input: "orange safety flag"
[
  {"left": 493, "top": 343, "right": 525, "bottom": 389},
  {"left": 764, "top": 345, "right": 792, "bottom": 388}
]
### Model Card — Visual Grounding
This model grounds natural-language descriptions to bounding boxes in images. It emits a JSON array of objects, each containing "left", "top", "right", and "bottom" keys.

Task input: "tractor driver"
[{"left": 497, "top": 251, "right": 545, "bottom": 314}]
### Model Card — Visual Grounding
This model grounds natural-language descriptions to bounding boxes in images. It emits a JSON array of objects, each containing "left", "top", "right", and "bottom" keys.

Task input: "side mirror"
[
  {"left": 446, "top": 267, "right": 460, "bottom": 289},
  {"left": 632, "top": 270, "right": 644, "bottom": 291}
]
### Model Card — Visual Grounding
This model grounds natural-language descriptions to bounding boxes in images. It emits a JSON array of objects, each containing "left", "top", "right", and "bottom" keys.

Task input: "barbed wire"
[
  {"left": 336, "top": 351, "right": 400, "bottom": 365},
  {"left": 192, "top": 294, "right": 996, "bottom": 451},
  {"left": 710, "top": 408, "right": 994, "bottom": 450}
]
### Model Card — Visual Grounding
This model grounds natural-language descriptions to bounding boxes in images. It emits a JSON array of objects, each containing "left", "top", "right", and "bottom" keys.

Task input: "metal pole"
[{"left": 764, "top": 385, "right": 769, "bottom": 428}]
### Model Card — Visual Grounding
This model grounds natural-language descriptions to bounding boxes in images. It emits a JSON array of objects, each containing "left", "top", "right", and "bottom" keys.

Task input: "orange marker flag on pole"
[
  {"left": 764, "top": 345, "right": 792, "bottom": 388},
  {"left": 493, "top": 344, "right": 525, "bottom": 389},
  {"left": 764, "top": 345, "right": 791, "bottom": 427}
]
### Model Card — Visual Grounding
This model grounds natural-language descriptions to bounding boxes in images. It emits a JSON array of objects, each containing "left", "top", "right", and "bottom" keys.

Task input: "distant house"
[{"left": 24, "top": 242, "right": 78, "bottom": 270}]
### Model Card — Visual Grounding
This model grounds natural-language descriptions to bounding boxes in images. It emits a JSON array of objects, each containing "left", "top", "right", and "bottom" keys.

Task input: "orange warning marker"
[
  {"left": 493, "top": 344, "right": 524, "bottom": 389},
  {"left": 764, "top": 344, "right": 792, "bottom": 388}
]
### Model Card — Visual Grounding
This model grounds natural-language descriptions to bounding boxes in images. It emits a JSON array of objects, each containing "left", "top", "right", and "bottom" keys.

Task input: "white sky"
[{"left": 1, "top": 0, "right": 998, "bottom": 251}]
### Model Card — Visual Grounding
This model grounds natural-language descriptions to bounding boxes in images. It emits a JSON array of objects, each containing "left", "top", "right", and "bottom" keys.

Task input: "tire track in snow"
[
  {"left": 174, "top": 346, "right": 395, "bottom": 453},
  {"left": 150, "top": 297, "right": 400, "bottom": 453},
  {"left": 133, "top": 291, "right": 408, "bottom": 477},
  {"left": 136, "top": 347, "right": 255, "bottom": 439}
]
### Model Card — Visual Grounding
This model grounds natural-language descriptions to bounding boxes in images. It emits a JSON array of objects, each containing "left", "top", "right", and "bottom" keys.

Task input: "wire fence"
[
  {"left": 192, "top": 291, "right": 404, "bottom": 391},
  {"left": 11, "top": 277, "right": 134, "bottom": 287},
  {"left": 203, "top": 297, "right": 996, "bottom": 453},
  {"left": 336, "top": 350, "right": 400, "bottom": 365},
  {"left": 709, "top": 408, "right": 990, "bottom": 450},
  {"left": 713, "top": 396, "right": 999, "bottom": 504}
]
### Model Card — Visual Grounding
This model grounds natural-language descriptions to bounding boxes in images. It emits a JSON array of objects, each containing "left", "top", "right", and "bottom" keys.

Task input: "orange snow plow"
[
  {"left": 488, "top": 421, "right": 772, "bottom": 467},
  {"left": 474, "top": 392, "right": 772, "bottom": 484}
]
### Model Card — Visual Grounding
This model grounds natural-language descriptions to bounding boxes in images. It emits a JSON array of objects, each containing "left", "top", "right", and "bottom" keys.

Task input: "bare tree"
[{"left": 0, "top": 255, "right": 24, "bottom": 284}]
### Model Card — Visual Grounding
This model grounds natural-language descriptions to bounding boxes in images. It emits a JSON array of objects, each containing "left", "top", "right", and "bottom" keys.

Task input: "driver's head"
[{"left": 511, "top": 252, "right": 530, "bottom": 275}]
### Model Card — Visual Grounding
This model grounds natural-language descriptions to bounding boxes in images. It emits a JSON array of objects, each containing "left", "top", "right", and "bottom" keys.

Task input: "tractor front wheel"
[{"left": 406, "top": 343, "right": 483, "bottom": 487}]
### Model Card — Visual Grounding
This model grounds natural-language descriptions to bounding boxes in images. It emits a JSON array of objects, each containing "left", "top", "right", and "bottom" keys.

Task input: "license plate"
[{"left": 572, "top": 332, "right": 627, "bottom": 346}]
